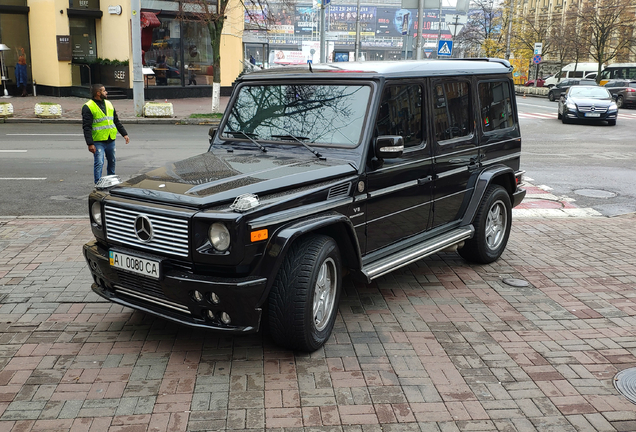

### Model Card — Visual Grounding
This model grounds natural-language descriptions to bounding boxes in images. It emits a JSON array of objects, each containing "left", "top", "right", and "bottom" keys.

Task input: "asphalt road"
[
  {"left": 518, "top": 96, "right": 636, "bottom": 216},
  {"left": 1, "top": 100, "right": 635, "bottom": 217}
]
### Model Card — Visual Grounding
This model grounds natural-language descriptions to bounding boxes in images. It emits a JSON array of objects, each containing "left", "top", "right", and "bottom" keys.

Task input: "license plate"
[
  {"left": 585, "top": 113, "right": 601, "bottom": 117},
  {"left": 109, "top": 251, "right": 160, "bottom": 279}
]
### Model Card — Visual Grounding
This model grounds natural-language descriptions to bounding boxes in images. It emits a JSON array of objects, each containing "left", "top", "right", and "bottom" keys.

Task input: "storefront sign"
[
  {"left": 57, "top": 35, "right": 72, "bottom": 61},
  {"left": 108, "top": 5, "right": 122, "bottom": 15},
  {"left": 70, "top": 0, "right": 99, "bottom": 9}
]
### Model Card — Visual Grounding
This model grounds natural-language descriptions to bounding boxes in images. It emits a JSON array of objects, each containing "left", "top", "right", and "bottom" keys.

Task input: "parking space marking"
[
  {"left": 0, "top": 150, "right": 27, "bottom": 152},
  {"left": 0, "top": 178, "right": 47, "bottom": 180},
  {"left": 518, "top": 111, "right": 636, "bottom": 120},
  {"left": 6, "top": 133, "right": 83, "bottom": 136}
]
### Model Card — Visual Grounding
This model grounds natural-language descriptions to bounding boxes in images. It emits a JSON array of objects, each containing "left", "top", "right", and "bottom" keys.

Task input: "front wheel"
[
  {"left": 459, "top": 185, "right": 512, "bottom": 264},
  {"left": 268, "top": 235, "right": 342, "bottom": 352},
  {"left": 608, "top": 119, "right": 616, "bottom": 126}
]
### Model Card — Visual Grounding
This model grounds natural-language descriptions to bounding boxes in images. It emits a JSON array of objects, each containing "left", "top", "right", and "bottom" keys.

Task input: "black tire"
[
  {"left": 459, "top": 185, "right": 512, "bottom": 264},
  {"left": 548, "top": 92, "right": 555, "bottom": 102},
  {"left": 557, "top": 110, "right": 562, "bottom": 119},
  {"left": 608, "top": 119, "right": 616, "bottom": 126},
  {"left": 617, "top": 96, "right": 624, "bottom": 108},
  {"left": 268, "top": 235, "right": 342, "bottom": 352},
  {"left": 562, "top": 115, "right": 569, "bottom": 124}
]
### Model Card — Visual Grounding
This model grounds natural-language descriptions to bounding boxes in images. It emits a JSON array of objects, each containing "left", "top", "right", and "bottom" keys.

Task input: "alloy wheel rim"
[
  {"left": 485, "top": 200, "right": 507, "bottom": 250},
  {"left": 313, "top": 257, "right": 337, "bottom": 332}
]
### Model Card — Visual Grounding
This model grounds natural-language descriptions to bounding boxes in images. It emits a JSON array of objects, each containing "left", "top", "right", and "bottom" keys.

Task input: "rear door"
[{"left": 429, "top": 78, "right": 479, "bottom": 228}]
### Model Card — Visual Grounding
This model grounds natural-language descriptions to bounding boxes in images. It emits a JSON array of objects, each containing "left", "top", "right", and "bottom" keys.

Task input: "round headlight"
[
  {"left": 91, "top": 201, "right": 102, "bottom": 225},
  {"left": 208, "top": 223, "right": 231, "bottom": 251}
]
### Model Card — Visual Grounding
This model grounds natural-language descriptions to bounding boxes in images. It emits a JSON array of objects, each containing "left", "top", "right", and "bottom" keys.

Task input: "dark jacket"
[{"left": 82, "top": 98, "right": 128, "bottom": 146}]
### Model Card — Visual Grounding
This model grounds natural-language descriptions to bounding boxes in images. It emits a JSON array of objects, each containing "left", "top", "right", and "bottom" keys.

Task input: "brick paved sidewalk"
[{"left": 1, "top": 215, "right": 636, "bottom": 432}]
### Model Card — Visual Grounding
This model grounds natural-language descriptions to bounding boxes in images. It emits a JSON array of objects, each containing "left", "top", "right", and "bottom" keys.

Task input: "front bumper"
[
  {"left": 563, "top": 108, "right": 617, "bottom": 121},
  {"left": 83, "top": 240, "right": 267, "bottom": 333}
]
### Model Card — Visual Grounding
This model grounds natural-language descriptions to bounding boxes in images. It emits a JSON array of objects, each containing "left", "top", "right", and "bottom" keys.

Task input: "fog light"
[
  {"left": 192, "top": 291, "right": 203, "bottom": 302},
  {"left": 206, "top": 310, "right": 215, "bottom": 320},
  {"left": 221, "top": 312, "right": 231, "bottom": 324},
  {"left": 208, "top": 292, "right": 220, "bottom": 304}
]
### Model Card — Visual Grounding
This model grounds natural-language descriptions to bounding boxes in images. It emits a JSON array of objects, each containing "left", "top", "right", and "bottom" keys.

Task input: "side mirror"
[{"left": 375, "top": 136, "right": 404, "bottom": 159}]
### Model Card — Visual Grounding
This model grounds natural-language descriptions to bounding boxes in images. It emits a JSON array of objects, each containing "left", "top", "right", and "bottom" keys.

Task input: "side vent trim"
[{"left": 327, "top": 183, "right": 351, "bottom": 200}]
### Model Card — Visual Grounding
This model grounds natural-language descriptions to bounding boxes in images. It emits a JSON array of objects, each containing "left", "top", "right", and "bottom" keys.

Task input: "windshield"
[
  {"left": 569, "top": 87, "right": 610, "bottom": 98},
  {"left": 222, "top": 84, "right": 372, "bottom": 147}
]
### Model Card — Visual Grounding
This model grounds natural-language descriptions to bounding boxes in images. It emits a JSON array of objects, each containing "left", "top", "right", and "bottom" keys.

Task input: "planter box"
[
  {"left": 144, "top": 102, "right": 174, "bottom": 118},
  {"left": 0, "top": 102, "right": 13, "bottom": 117},
  {"left": 34, "top": 103, "right": 62, "bottom": 118}
]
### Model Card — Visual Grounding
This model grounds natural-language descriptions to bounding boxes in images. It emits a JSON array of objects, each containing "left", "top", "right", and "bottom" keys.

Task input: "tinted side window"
[
  {"left": 478, "top": 81, "right": 514, "bottom": 133},
  {"left": 376, "top": 84, "right": 423, "bottom": 148},
  {"left": 433, "top": 81, "right": 471, "bottom": 142}
]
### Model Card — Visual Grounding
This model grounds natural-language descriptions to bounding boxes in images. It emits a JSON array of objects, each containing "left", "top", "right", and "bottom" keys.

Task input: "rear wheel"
[
  {"left": 549, "top": 92, "right": 556, "bottom": 102},
  {"left": 459, "top": 185, "right": 512, "bottom": 264},
  {"left": 268, "top": 235, "right": 342, "bottom": 352},
  {"left": 617, "top": 96, "right": 624, "bottom": 108}
]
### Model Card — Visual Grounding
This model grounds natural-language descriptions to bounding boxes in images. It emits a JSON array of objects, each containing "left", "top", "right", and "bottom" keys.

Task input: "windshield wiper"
[
  {"left": 271, "top": 134, "right": 325, "bottom": 160},
  {"left": 225, "top": 130, "right": 267, "bottom": 153}
]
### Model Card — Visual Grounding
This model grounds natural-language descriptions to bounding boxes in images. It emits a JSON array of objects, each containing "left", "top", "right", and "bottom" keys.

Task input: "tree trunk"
[{"left": 208, "top": 20, "right": 224, "bottom": 113}]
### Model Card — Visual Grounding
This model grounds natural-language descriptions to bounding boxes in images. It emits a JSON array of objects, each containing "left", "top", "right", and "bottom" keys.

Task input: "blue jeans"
[{"left": 93, "top": 140, "right": 116, "bottom": 183}]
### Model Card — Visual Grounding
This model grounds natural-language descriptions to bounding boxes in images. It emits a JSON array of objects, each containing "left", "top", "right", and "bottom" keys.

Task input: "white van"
[{"left": 544, "top": 63, "right": 601, "bottom": 87}]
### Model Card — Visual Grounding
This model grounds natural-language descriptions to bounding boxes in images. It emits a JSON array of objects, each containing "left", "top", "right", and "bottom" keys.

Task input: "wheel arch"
[
  {"left": 254, "top": 212, "right": 362, "bottom": 302},
  {"left": 460, "top": 166, "right": 515, "bottom": 226}
]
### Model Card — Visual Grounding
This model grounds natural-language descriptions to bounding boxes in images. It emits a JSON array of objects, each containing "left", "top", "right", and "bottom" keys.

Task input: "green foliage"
[
  {"left": 88, "top": 58, "right": 130, "bottom": 66},
  {"left": 189, "top": 113, "right": 223, "bottom": 118}
]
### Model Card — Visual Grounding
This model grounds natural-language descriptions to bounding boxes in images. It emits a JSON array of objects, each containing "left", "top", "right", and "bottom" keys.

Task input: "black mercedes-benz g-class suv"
[{"left": 84, "top": 59, "right": 525, "bottom": 352}]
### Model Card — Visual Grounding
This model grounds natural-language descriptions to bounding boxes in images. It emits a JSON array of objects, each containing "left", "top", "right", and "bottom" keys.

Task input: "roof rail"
[{"left": 443, "top": 57, "right": 513, "bottom": 71}]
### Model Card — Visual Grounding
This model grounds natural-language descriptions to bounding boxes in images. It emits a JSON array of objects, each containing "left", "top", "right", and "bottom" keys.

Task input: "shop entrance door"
[{"left": 70, "top": 17, "right": 97, "bottom": 86}]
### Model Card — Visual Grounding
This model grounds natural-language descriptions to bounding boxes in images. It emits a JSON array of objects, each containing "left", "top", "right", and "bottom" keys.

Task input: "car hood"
[
  {"left": 109, "top": 151, "right": 357, "bottom": 208},
  {"left": 570, "top": 97, "right": 613, "bottom": 106}
]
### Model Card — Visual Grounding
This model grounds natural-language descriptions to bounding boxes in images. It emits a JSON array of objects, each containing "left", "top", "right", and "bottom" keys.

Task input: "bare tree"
[
  {"left": 178, "top": 0, "right": 294, "bottom": 112},
  {"left": 460, "top": 0, "right": 505, "bottom": 57},
  {"left": 513, "top": 14, "right": 553, "bottom": 81},
  {"left": 574, "top": 0, "right": 636, "bottom": 79}
]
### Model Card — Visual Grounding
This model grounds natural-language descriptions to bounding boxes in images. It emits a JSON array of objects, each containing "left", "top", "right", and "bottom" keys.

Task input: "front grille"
[
  {"left": 105, "top": 205, "right": 189, "bottom": 257},
  {"left": 114, "top": 285, "right": 191, "bottom": 315},
  {"left": 116, "top": 270, "right": 167, "bottom": 300},
  {"left": 577, "top": 104, "right": 608, "bottom": 113}
]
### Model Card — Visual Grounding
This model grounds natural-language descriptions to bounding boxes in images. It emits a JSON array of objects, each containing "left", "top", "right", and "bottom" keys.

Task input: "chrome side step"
[{"left": 361, "top": 226, "right": 474, "bottom": 282}]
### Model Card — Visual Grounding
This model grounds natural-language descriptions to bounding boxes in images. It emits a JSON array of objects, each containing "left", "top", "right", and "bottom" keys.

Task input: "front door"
[
  {"left": 430, "top": 79, "right": 479, "bottom": 228},
  {"left": 365, "top": 82, "right": 433, "bottom": 253}
]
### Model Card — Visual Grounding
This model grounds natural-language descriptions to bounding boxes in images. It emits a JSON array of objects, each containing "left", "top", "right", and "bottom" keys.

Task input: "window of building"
[
  {"left": 376, "top": 84, "right": 423, "bottom": 148},
  {"left": 143, "top": 16, "right": 214, "bottom": 86},
  {"left": 0, "top": 12, "right": 31, "bottom": 89},
  {"left": 433, "top": 81, "right": 471, "bottom": 142},
  {"left": 478, "top": 81, "right": 514, "bottom": 133}
]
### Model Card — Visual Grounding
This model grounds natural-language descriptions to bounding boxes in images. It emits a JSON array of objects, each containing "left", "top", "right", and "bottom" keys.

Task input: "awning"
[{"left": 140, "top": 11, "right": 161, "bottom": 29}]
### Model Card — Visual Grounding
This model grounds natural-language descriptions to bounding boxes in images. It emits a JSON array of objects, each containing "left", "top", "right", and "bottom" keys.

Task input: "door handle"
[{"left": 418, "top": 175, "right": 433, "bottom": 185}]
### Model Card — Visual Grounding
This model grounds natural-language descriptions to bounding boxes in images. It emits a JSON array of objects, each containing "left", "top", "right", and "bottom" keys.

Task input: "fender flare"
[
  {"left": 460, "top": 166, "right": 515, "bottom": 226},
  {"left": 253, "top": 211, "right": 362, "bottom": 303}
]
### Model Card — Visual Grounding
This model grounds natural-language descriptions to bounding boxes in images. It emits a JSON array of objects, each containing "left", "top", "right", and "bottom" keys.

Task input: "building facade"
[{"left": 0, "top": 0, "right": 243, "bottom": 97}]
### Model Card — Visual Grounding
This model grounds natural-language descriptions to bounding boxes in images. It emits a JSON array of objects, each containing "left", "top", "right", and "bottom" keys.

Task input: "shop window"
[
  {"left": 143, "top": 16, "right": 214, "bottom": 87},
  {"left": 478, "top": 81, "right": 514, "bottom": 133},
  {"left": 0, "top": 13, "right": 31, "bottom": 89},
  {"left": 433, "top": 81, "right": 471, "bottom": 142},
  {"left": 375, "top": 84, "right": 423, "bottom": 148}
]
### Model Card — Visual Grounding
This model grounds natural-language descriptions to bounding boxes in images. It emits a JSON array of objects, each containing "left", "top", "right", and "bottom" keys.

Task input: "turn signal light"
[{"left": 250, "top": 229, "right": 268, "bottom": 242}]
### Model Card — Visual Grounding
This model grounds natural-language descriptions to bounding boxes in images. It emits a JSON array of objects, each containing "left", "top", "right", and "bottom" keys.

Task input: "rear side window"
[
  {"left": 433, "top": 81, "right": 471, "bottom": 142},
  {"left": 478, "top": 81, "right": 514, "bottom": 133},
  {"left": 376, "top": 84, "right": 423, "bottom": 148}
]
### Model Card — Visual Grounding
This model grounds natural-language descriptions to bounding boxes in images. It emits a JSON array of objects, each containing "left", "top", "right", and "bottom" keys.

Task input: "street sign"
[
  {"left": 533, "top": 42, "right": 543, "bottom": 55},
  {"left": 437, "top": 40, "right": 453, "bottom": 57},
  {"left": 401, "top": 13, "right": 410, "bottom": 36},
  {"left": 532, "top": 54, "right": 542, "bottom": 64}
]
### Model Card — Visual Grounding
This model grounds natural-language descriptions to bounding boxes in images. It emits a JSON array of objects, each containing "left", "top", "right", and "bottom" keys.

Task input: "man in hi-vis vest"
[{"left": 82, "top": 84, "right": 130, "bottom": 184}]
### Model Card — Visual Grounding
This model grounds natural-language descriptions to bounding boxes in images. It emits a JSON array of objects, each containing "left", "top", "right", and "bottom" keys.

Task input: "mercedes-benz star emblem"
[
  {"left": 591, "top": 106, "right": 596, "bottom": 111},
  {"left": 134, "top": 215, "right": 154, "bottom": 243}
]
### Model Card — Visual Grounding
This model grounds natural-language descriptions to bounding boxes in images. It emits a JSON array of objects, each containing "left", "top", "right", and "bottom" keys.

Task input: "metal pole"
[
  {"left": 355, "top": 0, "right": 361, "bottom": 60},
  {"left": 436, "top": 0, "right": 442, "bottom": 59},
  {"left": 416, "top": 0, "right": 424, "bottom": 59},
  {"left": 320, "top": 2, "right": 326, "bottom": 63},
  {"left": 505, "top": 0, "right": 514, "bottom": 60},
  {"left": 131, "top": 0, "right": 144, "bottom": 116}
]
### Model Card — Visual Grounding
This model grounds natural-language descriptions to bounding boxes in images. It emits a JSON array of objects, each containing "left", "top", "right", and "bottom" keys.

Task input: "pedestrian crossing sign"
[{"left": 437, "top": 40, "right": 453, "bottom": 57}]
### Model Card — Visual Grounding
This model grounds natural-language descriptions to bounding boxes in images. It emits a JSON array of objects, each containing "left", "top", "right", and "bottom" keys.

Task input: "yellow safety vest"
[{"left": 85, "top": 99, "right": 117, "bottom": 142}]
